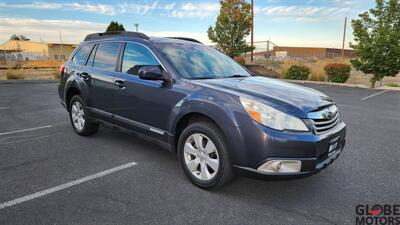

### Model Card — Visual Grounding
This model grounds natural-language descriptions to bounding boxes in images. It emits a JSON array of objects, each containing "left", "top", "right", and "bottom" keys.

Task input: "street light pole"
[
  {"left": 59, "top": 30, "right": 64, "bottom": 61},
  {"left": 134, "top": 23, "right": 139, "bottom": 32},
  {"left": 250, "top": 0, "right": 254, "bottom": 62},
  {"left": 341, "top": 17, "right": 347, "bottom": 59}
]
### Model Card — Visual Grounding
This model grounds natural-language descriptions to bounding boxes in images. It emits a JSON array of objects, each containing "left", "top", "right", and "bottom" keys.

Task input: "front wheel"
[
  {"left": 178, "top": 121, "right": 233, "bottom": 189},
  {"left": 69, "top": 95, "right": 99, "bottom": 136}
]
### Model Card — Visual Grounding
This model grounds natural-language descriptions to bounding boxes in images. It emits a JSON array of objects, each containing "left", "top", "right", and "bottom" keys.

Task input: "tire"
[
  {"left": 178, "top": 121, "right": 234, "bottom": 189},
  {"left": 68, "top": 95, "right": 99, "bottom": 136}
]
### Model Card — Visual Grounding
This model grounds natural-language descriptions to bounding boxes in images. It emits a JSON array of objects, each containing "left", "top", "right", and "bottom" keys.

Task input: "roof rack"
[
  {"left": 167, "top": 37, "right": 203, "bottom": 44},
  {"left": 84, "top": 31, "right": 150, "bottom": 42}
]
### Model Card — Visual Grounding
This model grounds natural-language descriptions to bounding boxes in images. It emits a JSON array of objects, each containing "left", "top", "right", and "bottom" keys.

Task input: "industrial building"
[
  {"left": 0, "top": 40, "right": 76, "bottom": 61},
  {"left": 251, "top": 46, "right": 353, "bottom": 60}
]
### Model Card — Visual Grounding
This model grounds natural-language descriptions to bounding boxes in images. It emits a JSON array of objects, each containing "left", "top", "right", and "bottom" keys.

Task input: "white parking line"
[
  {"left": 318, "top": 84, "right": 331, "bottom": 88},
  {"left": 361, "top": 90, "right": 390, "bottom": 100},
  {"left": 0, "top": 107, "right": 9, "bottom": 110},
  {"left": 0, "top": 125, "right": 52, "bottom": 136},
  {"left": 0, "top": 161, "right": 137, "bottom": 210}
]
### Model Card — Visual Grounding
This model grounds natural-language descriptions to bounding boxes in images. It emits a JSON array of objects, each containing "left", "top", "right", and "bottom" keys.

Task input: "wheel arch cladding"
[
  {"left": 66, "top": 87, "right": 81, "bottom": 110},
  {"left": 169, "top": 98, "right": 246, "bottom": 165}
]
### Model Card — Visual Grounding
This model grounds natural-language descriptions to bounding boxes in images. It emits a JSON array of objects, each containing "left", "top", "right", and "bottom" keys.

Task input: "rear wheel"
[
  {"left": 178, "top": 121, "right": 233, "bottom": 189},
  {"left": 69, "top": 95, "right": 99, "bottom": 136}
]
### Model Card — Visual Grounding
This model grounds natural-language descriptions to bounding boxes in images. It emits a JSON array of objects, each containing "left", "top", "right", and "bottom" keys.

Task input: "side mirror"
[{"left": 138, "top": 66, "right": 164, "bottom": 81}]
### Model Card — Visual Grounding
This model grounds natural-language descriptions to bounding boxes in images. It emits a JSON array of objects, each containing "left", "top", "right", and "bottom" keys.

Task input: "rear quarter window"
[{"left": 71, "top": 43, "right": 94, "bottom": 65}]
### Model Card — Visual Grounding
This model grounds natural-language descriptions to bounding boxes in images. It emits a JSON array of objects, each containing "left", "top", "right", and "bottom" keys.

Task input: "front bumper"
[{"left": 231, "top": 121, "right": 346, "bottom": 180}]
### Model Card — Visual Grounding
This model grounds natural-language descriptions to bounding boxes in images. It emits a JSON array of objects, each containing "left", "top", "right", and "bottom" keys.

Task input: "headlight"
[{"left": 240, "top": 97, "right": 309, "bottom": 131}]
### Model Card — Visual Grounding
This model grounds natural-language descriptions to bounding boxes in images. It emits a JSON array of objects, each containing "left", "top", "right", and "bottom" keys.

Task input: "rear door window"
[
  {"left": 92, "top": 42, "right": 121, "bottom": 71},
  {"left": 71, "top": 44, "right": 94, "bottom": 65},
  {"left": 121, "top": 42, "right": 160, "bottom": 76}
]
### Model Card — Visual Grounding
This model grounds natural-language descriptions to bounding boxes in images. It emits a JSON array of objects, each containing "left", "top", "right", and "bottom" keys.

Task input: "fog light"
[{"left": 257, "top": 160, "right": 301, "bottom": 173}]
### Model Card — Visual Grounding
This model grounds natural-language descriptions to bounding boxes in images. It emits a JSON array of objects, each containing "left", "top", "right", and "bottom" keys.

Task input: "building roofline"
[
  {"left": 0, "top": 40, "right": 77, "bottom": 46},
  {"left": 272, "top": 46, "right": 353, "bottom": 51}
]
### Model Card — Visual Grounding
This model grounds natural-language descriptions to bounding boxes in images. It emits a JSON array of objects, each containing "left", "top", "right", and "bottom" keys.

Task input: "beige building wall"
[
  {"left": 47, "top": 44, "right": 76, "bottom": 60},
  {"left": 0, "top": 40, "right": 77, "bottom": 60},
  {"left": 0, "top": 40, "right": 49, "bottom": 57}
]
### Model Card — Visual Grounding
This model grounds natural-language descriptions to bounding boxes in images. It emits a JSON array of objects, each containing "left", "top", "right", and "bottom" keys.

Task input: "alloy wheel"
[{"left": 71, "top": 101, "right": 85, "bottom": 131}]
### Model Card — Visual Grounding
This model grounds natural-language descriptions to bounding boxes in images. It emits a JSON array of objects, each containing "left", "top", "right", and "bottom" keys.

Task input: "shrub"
[
  {"left": 283, "top": 65, "right": 310, "bottom": 80},
  {"left": 324, "top": 63, "right": 351, "bottom": 83},
  {"left": 53, "top": 70, "right": 61, "bottom": 80},
  {"left": 386, "top": 82, "right": 400, "bottom": 87},
  {"left": 6, "top": 70, "right": 24, "bottom": 80},
  {"left": 234, "top": 56, "right": 246, "bottom": 65}
]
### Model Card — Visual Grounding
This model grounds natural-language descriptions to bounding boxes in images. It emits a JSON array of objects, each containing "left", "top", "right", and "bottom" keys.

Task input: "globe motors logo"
[{"left": 356, "top": 204, "right": 400, "bottom": 225}]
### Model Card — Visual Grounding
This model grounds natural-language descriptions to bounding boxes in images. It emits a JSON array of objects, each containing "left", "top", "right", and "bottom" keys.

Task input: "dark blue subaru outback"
[{"left": 59, "top": 31, "right": 346, "bottom": 189}]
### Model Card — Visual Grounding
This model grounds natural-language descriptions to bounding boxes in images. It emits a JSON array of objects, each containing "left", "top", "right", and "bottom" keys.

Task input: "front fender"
[{"left": 168, "top": 94, "right": 247, "bottom": 165}]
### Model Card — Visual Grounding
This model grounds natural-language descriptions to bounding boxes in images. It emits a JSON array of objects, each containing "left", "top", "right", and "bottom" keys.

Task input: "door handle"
[
  {"left": 114, "top": 80, "right": 126, "bottom": 89},
  {"left": 80, "top": 72, "right": 91, "bottom": 80}
]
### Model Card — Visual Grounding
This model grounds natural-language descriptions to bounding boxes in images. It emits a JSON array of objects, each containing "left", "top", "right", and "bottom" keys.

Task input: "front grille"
[{"left": 308, "top": 105, "right": 340, "bottom": 134}]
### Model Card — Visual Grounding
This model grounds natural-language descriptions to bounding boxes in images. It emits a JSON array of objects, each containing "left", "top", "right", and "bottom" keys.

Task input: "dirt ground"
[{"left": 0, "top": 68, "right": 57, "bottom": 80}]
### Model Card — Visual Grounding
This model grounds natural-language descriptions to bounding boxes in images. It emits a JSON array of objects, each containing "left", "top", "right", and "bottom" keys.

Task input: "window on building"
[{"left": 54, "top": 55, "right": 59, "bottom": 60}]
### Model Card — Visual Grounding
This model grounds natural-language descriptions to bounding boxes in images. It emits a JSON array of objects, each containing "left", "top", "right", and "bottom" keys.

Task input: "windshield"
[{"left": 155, "top": 43, "right": 251, "bottom": 79}]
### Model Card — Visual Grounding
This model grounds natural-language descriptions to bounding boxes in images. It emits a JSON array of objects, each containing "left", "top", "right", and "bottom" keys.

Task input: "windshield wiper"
[
  {"left": 192, "top": 77, "right": 214, "bottom": 80},
  {"left": 224, "top": 74, "right": 249, "bottom": 78}
]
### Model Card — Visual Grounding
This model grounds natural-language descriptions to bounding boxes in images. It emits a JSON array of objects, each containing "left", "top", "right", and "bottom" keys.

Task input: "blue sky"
[{"left": 0, "top": 0, "right": 375, "bottom": 48}]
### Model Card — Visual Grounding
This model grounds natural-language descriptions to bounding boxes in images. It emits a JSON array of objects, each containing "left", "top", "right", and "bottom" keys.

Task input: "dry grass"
[
  {"left": 53, "top": 70, "right": 61, "bottom": 80},
  {"left": 5, "top": 70, "right": 25, "bottom": 80},
  {"left": 0, "top": 68, "right": 57, "bottom": 80},
  {"left": 386, "top": 82, "right": 400, "bottom": 87},
  {"left": 2, "top": 60, "right": 63, "bottom": 69},
  {"left": 304, "top": 58, "right": 351, "bottom": 81},
  {"left": 21, "top": 60, "right": 63, "bottom": 69},
  {"left": 253, "top": 58, "right": 365, "bottom": 82}
]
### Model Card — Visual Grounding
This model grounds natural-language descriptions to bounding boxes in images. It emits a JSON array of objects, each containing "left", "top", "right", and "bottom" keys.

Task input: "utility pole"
[
  {"left": 59, "top": 30, "right": 64, "bottom": 61},
  {"left": 341, "top": 17, "right": 347, "bottom": 59},
  {"left": 134, "top": 23, "right": 139, "bottom": 32},
  {"left": 250, "top": 0, "right": 254, "bottom": 62}
]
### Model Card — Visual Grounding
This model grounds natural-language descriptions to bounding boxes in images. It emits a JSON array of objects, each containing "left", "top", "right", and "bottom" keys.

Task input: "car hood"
[{"left": 191, "top": 76, "right": 334, "bottom": 116}]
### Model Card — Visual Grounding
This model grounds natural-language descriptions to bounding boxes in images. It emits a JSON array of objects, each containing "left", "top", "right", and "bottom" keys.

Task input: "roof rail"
[
  {"left": 84, "top": 31, "right": 150, "bottom": 42},
  {"left": 167, "top": 37, "right": 203, "bottom": 44}
]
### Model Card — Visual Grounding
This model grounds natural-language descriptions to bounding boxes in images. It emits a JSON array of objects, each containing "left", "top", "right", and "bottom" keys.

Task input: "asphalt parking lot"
[{"left": 0, "top": 81, "right": 399, "bottom": 225}]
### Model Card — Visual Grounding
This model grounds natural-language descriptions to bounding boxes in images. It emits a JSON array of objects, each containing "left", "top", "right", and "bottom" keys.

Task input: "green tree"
[
  {"left": 9, "top": 34, "right": 30, "bottom": 41},
  {"left": 350, "top": 0, "right": 400, "bottom": 88},
  {"left": 105, "top": 21, "right": 126, "bottom": 33},
  {"left": 207, "top": 0, "right": 254, "bottom": 58}
]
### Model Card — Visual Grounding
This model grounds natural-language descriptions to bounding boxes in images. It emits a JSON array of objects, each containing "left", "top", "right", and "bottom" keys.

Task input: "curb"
[
  {"left": 0, "top": 79, "right": 59, "bottom": 84},
  {"left": 284, "top": 79, "right": 369, "bottom": 89},
  {"left": 284, "top": 79, "right": 400, "bottom": 91}
]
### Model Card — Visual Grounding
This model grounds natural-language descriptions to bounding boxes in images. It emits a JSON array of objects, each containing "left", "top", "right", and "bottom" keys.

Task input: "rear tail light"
[{"left": 60, "top": 64, "right": 65, "bottom": 75}]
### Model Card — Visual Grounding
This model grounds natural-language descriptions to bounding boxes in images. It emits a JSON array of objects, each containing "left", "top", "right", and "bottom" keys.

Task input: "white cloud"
[
  {"left": 145, "top": 31, "right": 212, "bottom": 45},
  {"left": 1, "top": 1, "right": 163, "bottom": 16},
  {"left": 1, "top": 2, "right": 117, "bottom": 15},
  {"left": 169, "top": 3, "right": 219, "bottom": 18},
  {"left": 255, "top": 5, "right": 352, "bottom": 21},
  {"left": 0, "top": 17, "right": 213, "bottom": 45},
  {"left": 0, "top": 17, "right": 106, "bottom": 44},
  {"left": 119, "top": 2, "right": 158, "bottom": 15}
]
